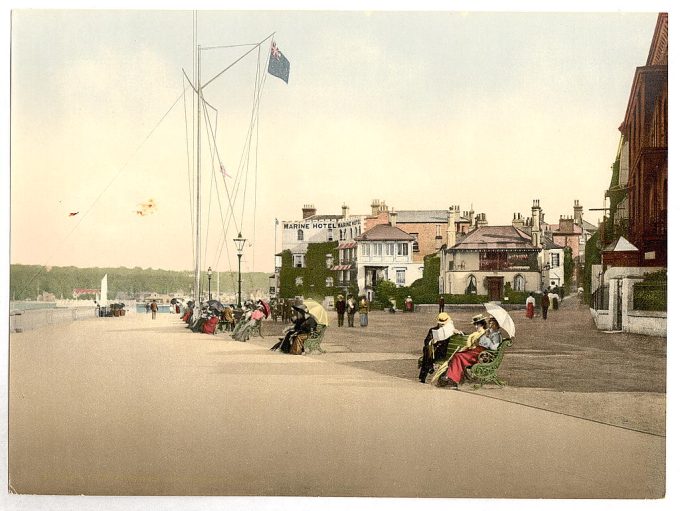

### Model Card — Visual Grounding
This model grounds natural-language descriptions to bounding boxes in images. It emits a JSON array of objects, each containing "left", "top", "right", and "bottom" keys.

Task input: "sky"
[{"left": 6, "top": 2, "right": 669, "bottom": 277}]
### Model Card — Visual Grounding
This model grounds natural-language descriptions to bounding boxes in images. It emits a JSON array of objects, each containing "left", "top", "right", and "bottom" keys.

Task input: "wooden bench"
[
  {"left": 419, "top": 335, "right": 513, "bottom": 390},
  {"left": 304, "top": 325, "right": 327, "bottom": 354}
]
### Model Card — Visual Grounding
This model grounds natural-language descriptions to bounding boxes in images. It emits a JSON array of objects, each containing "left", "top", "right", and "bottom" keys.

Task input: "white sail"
[{"left": 100, "top": 274, "right": 109, "bottom": 306}]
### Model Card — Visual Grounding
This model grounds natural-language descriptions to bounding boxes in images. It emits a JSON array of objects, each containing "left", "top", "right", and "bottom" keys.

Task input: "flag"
[
  {"left": 267, "top": 42, "right": 290, "bottom": 83},
  {"left": 68, "top": 212, "right": 79, "bottom": 216}
]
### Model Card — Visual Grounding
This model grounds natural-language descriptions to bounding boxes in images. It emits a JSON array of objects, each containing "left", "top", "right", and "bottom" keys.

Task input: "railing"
[
  {"left": 633, "top": 282, "right": 667, "bottom": 311},
  {"left": 591, "top": 285, "right": 609, "bottom": 311},
  {"left": 10, "top": 306, "right": 99, "bottom": 333}
]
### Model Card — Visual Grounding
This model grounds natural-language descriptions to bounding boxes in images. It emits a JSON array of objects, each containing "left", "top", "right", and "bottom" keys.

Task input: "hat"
[
  {"left": 337, "top": 294, "right": 344, "bottom": 299},
  {"left": 292, "top": 304, "right": 308, "bottom": 314},
  {"left": 437, "top": 312, "right": 451, "bottom": 324},
  {"left": 470, "top": 314, "right": 488, "bottom": 325}
]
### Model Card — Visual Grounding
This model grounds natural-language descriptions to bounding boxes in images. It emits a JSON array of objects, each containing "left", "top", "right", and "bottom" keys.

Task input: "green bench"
[
  {"left": 419, "top": 334, "right": 513, "bottom": 390},
  {"left": 304, "top": 325, "right": 327, "bottom": 354}
]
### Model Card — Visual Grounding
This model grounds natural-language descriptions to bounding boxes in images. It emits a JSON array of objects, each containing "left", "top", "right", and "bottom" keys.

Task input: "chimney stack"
[
  {"left": 512, "top": 212, "right": 524, "bottom": 228},
  {"left": 371, "top": 199, "right": 381, "bottom": 216},
  {"left": 302, "top": 204, "right": 316, "bottom": 219},
  {"left": 531, "top": 199, "right": 541, "bottom": 247},
  {"left": 342, "top": 203, "right": 349, "bottom": 219},
  {"left": 388, "top": 209, "right": 397, "bottom": 227},
  {"left": 573, "top": 199, "right": 583, "bottom": 226},
  {"left": 447, "top": 205, "right": 460, "bottom": 247}
]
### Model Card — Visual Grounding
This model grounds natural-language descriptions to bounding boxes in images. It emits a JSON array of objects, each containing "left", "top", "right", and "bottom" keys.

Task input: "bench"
[
  {"left": 304, "top": 325, "right": 327, "bottom": 354},
  {"left": 419, "top": 335, "right": 513, "bottom": 390},
  {"left": 463, "top": 339, "right": 513, "bottom": 389}
]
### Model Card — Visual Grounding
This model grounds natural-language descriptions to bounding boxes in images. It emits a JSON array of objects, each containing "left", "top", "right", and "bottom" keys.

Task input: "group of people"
[
  {"left": 525, "top": 288, "right": 562, "bottom": 320},
  {"left": 419, "top": 311, "right": 504, "bottom": 389},
  {"left": 334, "top": 294, "right": 369, "bottom": 327}
]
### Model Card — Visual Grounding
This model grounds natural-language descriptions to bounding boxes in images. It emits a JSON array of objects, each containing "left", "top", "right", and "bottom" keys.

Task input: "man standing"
[
  {"left": 346, "top": 294, "right": 357, "bottom": 327},
  {"left": 438, "top": 295, "right": 445, "bottom": 313},
  {"left": 150, "top": 300, "right": 158, "bottom": 320},
  {"left": 335, "top": 294, "right": 346, "bottom": 327},
  {"left": 541, "top": 290, "right": 550, "bottom": 320}
]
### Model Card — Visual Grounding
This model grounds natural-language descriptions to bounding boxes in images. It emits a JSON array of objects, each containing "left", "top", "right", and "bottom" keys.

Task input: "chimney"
[
  {"left": 302, "top": 204, "right": 317, "bottom": 219},
  {"left": 388, "top": 209, "right": 397, "bottom": 227},
  {"left": 559, "top": 216, "right": 574, "bottom": 233},
  {"left": 342, "top": 203, "right": 349, "bottom": 219},
  {"left": 447, "top": 205, "right": 460, "bottom": 247},
  {"left": 371, "top": 199, "right": 381, "bottom": 216},
  {"left": 477, "top": 212, "right": 488, "bottom": 227},
  {"left": 531, "top": 199, "right": 541, "bottom": 247},
  {"left": 512, "top": 212, "right": 524, "bottom": 228},
  {"left": 573, "top": 199, "right": 583, "bottom": 226}
]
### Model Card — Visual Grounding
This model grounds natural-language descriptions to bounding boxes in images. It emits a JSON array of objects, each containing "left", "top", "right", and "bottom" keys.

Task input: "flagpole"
[{"left": 194, "top": 42, "right": 202, "bottom": 305}]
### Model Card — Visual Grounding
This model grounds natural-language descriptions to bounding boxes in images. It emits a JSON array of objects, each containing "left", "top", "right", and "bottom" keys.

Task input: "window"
[
  {"left": 373, "top": 243, "right": 382, "bottom": 256},
  {"left": 448, "top": 260, "right": 454, "bottom": 271},
  {"left": 386, "top": 243, "right": 395, "bottom": 256},
  {"left": 295, "top": 276, "right": 303, "bottom": 287},
  {"left": 436, "top": 225, "right": 441, "bottom": 237},
  {"left": 293, "top": 254, "right": 304, "bottom": 268},
  {"left": 396, "top": 269, "right": 406, "bottom": 286},
  {"left": 297, "top": 229, "right": 304, "bottom": 241},
  {"left": 410, "top": 233, "right": 419, "bottom": 252},
  {"left": 513, "top": 274, "right": 525, "bottom": 292},
  {"left": 397, "top": 242, "right": 409, "bottom": 256},
  {"left": 362, "top": 244, "right": 370, "bottom": 256},
  {"left": 325, "top": 254, "right": 333, "bottom": 269},
  {"left": 328, "top": 228, "right": 333, "bottom": 241},
  {"left": 551, "top": 253, "right": 561, "bottom": 267},
  {"left": 465, "top": 275, "right": 477, "bottom": 295},
  {"left": 325, "top": 277, "right": 334, "bottom": 287}
]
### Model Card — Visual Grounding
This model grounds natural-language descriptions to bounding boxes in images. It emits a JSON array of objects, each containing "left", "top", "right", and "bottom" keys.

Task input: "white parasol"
[{"left": 484, "top": 302, "right": 515, "bottom": 338}]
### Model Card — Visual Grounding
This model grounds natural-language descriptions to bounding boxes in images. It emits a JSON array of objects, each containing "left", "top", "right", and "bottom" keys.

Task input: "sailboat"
[{"left": 182, "top": 17, "right": 290, "bottom": 312}]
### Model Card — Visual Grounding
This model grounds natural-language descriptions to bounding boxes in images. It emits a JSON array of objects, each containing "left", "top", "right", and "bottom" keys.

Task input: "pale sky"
[{"left": 8, "top": 4, "right": 665, "bottom": 274}]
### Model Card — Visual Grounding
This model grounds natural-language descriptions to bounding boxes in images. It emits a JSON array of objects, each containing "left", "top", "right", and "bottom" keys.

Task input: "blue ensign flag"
[{"left": 267, "top": 42, "right": 290, "bottom": 83}]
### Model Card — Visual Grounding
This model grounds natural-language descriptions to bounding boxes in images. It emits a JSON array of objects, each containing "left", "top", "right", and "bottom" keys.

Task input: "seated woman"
[
  {"left": 433, "top": 313, "right": 501, "bottom": 389},
  {"left": 418, "top": 312, "right": 464, "bottom": 383},
  {"left": 232, "top": 303, "right": 265, "bottom": 342},
  {"left": 270, "top": 304, "right": 318, "bottom": 355}
]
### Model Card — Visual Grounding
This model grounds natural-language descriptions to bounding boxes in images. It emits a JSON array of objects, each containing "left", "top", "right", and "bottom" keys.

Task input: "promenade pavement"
[{"left": 7, "top": 298, "right": 666, "bottom": 499}]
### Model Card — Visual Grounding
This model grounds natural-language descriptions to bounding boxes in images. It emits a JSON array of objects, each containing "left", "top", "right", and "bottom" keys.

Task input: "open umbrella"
[
  {"left": 302, "top": 299, "right": 329, "bottom": 326},
  {"left": 207, "top": 300, "right": 225, "bottom": 312},
  {"left": 484, "top": 302, "right": 515, "bottom": 338},
  {"left": 258, "top": 299, "right": 271, "bottom": 319}
]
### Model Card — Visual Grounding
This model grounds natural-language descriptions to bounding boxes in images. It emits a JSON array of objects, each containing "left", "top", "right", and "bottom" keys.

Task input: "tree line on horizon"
[{"left": 9, "top": 265, "right": 270, "bottom": 301}]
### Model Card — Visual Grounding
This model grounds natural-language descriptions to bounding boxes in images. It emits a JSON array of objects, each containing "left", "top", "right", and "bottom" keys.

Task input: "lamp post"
[
  {"left": 207, "top": 266, "right": 212, "bottom": 301},
  {"left": 233, "top": 232, "right": 246, "bottom": 308}
]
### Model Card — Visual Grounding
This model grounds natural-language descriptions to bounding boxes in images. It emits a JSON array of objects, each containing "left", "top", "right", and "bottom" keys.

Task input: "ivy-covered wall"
[{"left": 279, "top": 241, "right": 354, "bottom": 301}]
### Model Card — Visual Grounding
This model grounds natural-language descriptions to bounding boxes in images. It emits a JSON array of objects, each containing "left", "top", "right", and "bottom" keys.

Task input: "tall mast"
[{"left": 194, "top": 43, "right": 202, "bottom": 304}]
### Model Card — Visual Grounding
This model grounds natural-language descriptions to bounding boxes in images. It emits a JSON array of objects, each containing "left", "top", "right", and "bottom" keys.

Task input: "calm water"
[{"left": 9, "top": 301, "right": 57, "bottom": 311}]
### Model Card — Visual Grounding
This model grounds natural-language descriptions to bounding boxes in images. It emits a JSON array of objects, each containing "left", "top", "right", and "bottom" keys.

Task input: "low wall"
[
  {"left": 625, "top": 310, "right": 667, "bottom": 337},
  {"left": 590, "top": 308, "right": 612, "bottom": 330},
  {"left": 10, "top": 307, "right": 99, "bottom": 333}
]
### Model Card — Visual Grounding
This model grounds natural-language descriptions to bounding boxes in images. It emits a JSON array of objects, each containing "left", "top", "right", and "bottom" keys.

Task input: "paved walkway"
[{"left": 7, "top": 306, "right": 666, "bottom": 500}]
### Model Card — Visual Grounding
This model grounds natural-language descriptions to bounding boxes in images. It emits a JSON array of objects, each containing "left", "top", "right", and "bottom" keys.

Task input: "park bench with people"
[{"left": 303, "top": 324, "right": 327, "bottom": 354}]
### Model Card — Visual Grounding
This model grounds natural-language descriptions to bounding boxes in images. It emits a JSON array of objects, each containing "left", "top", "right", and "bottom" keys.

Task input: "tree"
[{"left": 563, "top": 246, "right": 575, "bottom": 292}]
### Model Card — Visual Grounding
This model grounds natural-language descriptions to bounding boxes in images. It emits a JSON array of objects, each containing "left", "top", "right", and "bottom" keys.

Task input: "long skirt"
[
  {"left": 525, "top": 303, "right": 534, "bottom": 318},
  {"left": 446, "top": 346, "right": 484, "bottom": 383},
  {"left": 359, "top": 313, "right": 368, "bottom": 327}
]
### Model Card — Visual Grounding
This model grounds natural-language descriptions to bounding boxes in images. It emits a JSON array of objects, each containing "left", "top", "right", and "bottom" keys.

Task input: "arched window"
[
  {"left": 513, "top": 274, "right": 525, "bottom": 292},
  {"left": 465, "top": 275, "right": 477, "bottom": 295},
  {"left": 297, "top": 229, "right": 304, "bottom": 241}
]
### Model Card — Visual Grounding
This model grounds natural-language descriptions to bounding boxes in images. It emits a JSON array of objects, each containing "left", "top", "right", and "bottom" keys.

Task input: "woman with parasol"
[{"left": 271, "top": 303, "right": 318, "bottom": 355}]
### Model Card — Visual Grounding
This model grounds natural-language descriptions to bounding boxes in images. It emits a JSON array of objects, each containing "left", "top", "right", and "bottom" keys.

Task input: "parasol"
[
  {"left": 258, "top": 299, "right": 271, "bottom": 318},
  {"left": 207, "top": 300, "right": 225, "bottom": 312},
  {"left": 484, "top": 302, "right": 515, "bottom": 338},
  {"left": 302, "top": 299, "right": 329, "bottom": 326}
]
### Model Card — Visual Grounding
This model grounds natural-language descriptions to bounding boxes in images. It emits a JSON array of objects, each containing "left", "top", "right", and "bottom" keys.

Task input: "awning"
[
  {"left": 331, "top": 265, "right": 352, "bottom": 271},
  {"left": 337, "top": 242, "right": 357, "bottom": 249}
]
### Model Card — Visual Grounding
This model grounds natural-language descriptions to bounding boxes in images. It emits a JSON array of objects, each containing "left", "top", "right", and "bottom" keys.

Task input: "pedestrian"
[
  {"left": 335, "top": 294, "right": 346, "bottom": 327},
  {"left": 438, "top": 295, "right": 445, "bottom": 313},
  {"left": 405, "top": 295, "right": 414, "bottom": 312},
  {"left": 552, "top": 292, "right": 560, "bottom": 310},
  {"left": 358, "top": 295, "right": 369, "bottom": 327},
  {"left": 346, "top": 294, "right": 357, "bottom": 327},
  {"left": 145, "top": 302, "right": 150, "bottom": 314},
  {"left": 150, "top": 299, "right": 158, "bottom": 319},
  {"left": 525, "top": 292, "right": 535, "bottom": 319},
  {"left": 541, "top": 290, "right": 550, "bottom": 320}
]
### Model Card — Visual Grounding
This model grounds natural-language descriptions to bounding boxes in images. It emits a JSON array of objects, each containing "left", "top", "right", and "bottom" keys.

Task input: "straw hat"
[
  {"left": 437, "top": 312, "right": 451, "bottom": 324},
  {"left": 470, "top": 314, "right": 488, "bottom": 325}
]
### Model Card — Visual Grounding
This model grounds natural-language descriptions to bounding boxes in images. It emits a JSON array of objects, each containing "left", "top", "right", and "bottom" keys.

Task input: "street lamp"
[
  {"left": 233, "top": 232, "right": 247, "bottom": 307},
  {"left": 207, "top": 266, "right": 213, "bottom": 301}
]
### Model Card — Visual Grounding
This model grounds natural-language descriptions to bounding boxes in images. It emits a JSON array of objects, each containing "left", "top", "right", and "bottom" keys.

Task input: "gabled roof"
[
  {"left": 603, "top": 236, "right": 639, "bottom": 252},
  {"left": 356, "top": 224, "right": 414, "bottom": 242},
  {"left": 450, "top": 225, "right": 539, "bottom": 251},
  {"left": 395, "top": 210, "right": 448, "bottom": 223},
  {"left": 581, "top": 219, "right": 598, "bottom": 233}
]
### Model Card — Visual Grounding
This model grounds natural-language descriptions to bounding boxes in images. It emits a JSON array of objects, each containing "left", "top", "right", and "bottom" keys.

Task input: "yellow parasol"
[{"left": 302, "top": 299, "right": 329, "bottom": 326}]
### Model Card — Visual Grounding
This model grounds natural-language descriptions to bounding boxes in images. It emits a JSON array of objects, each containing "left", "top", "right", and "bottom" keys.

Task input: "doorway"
[{"left": 487, "top": 277, "right": 504, "bottom": 301}]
